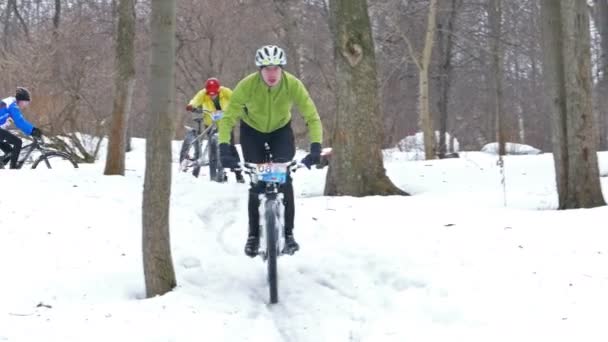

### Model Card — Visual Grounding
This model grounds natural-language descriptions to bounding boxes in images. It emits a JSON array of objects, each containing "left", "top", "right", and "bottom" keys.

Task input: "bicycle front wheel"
[
  {"left": 179, "top": 131, "right": 201, "bottom": 178},
  {"left": 32, "top": 151, "right": 78, "bottom": 169},
  {"left": 264, "top": 199, "right": 280, "bottom": 304},
  {"left": 208, "top": 135, "right": 225, "bottom": 183}
]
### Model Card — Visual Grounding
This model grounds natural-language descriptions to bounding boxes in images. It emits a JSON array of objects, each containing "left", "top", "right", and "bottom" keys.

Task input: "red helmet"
[{"left": 205, "top": 78, "right": 220, "bottom": 96}]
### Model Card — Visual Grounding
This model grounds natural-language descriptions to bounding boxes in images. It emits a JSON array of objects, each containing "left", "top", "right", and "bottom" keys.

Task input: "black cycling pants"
[
  {"left": 0, "top": 128, "right": 22, "bottom": 169},
  {"left": 240, "top": 121, "right": 295, "bottom": 233}
]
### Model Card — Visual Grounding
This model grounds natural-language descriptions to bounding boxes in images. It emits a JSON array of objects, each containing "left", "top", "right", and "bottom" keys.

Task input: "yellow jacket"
[{"left": 188, "top": 86, "right": 232, "bottom": 127}]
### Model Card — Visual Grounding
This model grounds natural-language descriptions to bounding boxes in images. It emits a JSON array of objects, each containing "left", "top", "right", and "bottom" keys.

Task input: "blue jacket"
[{"left": 0, "top": 97, "right": 34, "bottom": 135}]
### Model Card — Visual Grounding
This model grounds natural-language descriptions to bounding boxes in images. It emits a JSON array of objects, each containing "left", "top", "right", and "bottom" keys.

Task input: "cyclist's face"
[
  {"left": 260, "top": 66, "right": 282, "bottom": 87},
  {"left": 18, "top": 100, "right": 30, "bottom": 108}
]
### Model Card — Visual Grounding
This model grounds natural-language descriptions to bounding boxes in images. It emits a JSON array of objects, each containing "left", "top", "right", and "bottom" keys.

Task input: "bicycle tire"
[
  {"left": 265, "top": 199, "right": 280, "bottom": 304},
  {"left": 208, "top": 134, "right": 225, "bottom": 182},
  {"left": 32, "top": 151, "right": 78, "bottom": 169},
  {"left": 214, "top": 137, "right": 225, "bottom": 182},
  {"left": 179, "top": 131, "right": 201, "bottom": 178},
  {"left": 200, "top": 140, "right": 209, "bottom": 166}
]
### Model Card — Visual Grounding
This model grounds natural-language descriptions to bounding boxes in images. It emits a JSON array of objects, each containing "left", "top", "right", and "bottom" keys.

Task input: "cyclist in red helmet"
[{"left": 186, "top": 78, "right": 244, "bottom": 183}]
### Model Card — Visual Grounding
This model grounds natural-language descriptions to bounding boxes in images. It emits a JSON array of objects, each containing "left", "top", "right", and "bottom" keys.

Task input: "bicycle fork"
[{"left": 258, "top": 194, "right": 285, "bottom": 259}]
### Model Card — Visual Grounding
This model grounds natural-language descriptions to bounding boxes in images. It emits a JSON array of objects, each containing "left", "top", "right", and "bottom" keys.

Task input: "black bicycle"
[
  {"left": 0, "top": 135, "right": 79, "bottom": 169},
  {"left": 179, "top": 107, "right": 226, "bottom": 182}
]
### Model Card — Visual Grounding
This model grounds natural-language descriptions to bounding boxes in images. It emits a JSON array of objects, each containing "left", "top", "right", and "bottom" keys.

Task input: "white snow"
[
  {"left": 395, "top": 131, "right": 460, "bottom": 161},
  {"left": 1, "top": 139, "right": 607, "bottom": 342},
  {"left": 481, "top": 142, "right": 543, "bottom": 155}
]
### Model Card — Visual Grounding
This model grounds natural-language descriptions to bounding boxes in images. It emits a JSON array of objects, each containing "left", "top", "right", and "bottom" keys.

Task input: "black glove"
[
  {"left": 31, "top": 127, "right": 42, "bottom": 138},
  {"left": 302, "top": 142, "right": 321, "bottom": 169},
  {"left": 219, "top": 143, "right": 239, "bottom": 169}
]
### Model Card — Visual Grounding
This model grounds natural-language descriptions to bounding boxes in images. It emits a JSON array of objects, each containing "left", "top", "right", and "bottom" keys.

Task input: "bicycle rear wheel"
[
  {"left": 32, "top": 151, "right": 78, "bottom": 169},
  {"left": 264, "top": 199, "right": 280, "bottom": 304}
]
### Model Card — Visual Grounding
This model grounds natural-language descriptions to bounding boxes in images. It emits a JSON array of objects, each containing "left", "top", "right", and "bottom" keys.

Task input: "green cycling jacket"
[{"left": 218, "top": 71, "right": 322, "bottom": 144}]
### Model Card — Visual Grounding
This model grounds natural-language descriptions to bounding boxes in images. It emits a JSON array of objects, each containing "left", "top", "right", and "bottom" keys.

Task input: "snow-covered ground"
[{"left": 1, "top": 139, "right": 607, "bottom": 342}]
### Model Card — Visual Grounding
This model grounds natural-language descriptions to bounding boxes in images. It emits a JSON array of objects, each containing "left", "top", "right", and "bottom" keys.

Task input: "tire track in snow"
[
  {"left": 196, "top": 191, "right": 243, "bottom": 256},
  {"left": 214, "top": 196, "right": 241, "bottom": 256}
]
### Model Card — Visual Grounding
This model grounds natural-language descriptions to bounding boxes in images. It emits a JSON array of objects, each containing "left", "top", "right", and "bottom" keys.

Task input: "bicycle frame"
[{"left": 181, "top": 108, "right": 222, "bottom": 171}]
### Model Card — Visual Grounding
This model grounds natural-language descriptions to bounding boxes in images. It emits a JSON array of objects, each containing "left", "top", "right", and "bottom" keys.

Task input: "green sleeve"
[
  {"left": 218, "top": 83, "right": 245, "bottom": 144},
  {"left": 293, "top": 78, "right": 323, "bottom": 144}
]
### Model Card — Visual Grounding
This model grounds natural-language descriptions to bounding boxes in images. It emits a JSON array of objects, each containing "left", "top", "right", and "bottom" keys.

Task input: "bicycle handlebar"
[
  {"left": 242, "top": 160, "right": 302, "bottom": 172},
  {"left": 190, "top": 107, "right": 223, "bottom": 122},
  {"left": 191, "top": 107, "right": 212, "bottom": 114}
]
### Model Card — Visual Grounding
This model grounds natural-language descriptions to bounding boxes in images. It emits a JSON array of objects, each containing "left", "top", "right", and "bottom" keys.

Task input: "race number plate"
[{"left": 258, "top": 163, "right": 288, "bottom": 184}]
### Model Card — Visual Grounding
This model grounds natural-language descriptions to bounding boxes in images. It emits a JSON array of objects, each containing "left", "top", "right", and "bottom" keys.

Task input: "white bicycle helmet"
[{"left": 255, "top": 45, "right": 287, "bottom": 67}]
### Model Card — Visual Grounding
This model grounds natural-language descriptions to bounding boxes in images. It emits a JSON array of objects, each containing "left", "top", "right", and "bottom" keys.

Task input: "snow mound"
[{"left": 481, "top": 142, "right": 542, "bottom": 155}]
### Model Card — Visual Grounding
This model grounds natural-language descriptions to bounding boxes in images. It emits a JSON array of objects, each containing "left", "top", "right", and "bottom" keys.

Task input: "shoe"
[
  {"left": 244, "top": 235, "right": 259, "bottom": 257},
  {"left": 282, "top": 234, "right": 299, "bottom": 255}
]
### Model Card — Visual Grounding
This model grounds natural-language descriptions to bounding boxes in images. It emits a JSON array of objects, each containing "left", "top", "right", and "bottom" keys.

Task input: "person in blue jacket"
[{"left": 0, "top": 87, "right": 42, "bottom": 169}]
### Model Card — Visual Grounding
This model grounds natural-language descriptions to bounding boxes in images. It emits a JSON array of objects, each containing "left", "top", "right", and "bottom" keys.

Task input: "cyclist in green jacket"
[{"left": 219, "top": 45, "right": 323, "bottom": 257}]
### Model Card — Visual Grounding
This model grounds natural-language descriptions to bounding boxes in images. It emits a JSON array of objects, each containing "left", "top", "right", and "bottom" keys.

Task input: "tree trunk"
[
  {"left": 104, "top": 0, "right": 136, "bottom": 175},
  {"left": 142, "top": 0, "right": 177, "bottom": 297},
  {"left": 51, "top": 0, "right": 61, "bottom": 82},
  {"left": 595, "top": 0, "right": 608, "bottom": 150},
  {"left": 488, "top": 0, "right": 506, "bottom": 155},
  {"left": 53, "top": 0, "right": 61, "bottom": 30},
  {"left": 437, "top": 0, "right": 459, "bottom": 158},
  {"left": 3, "top": 1, "right": 13, "bottom": 52},
  {"left": 540, "top": 0, "right": 606, "bottom": 209},
  {"left": 513, "top": 48, "right": 526, "bottom": 144},
  {"left": 10, "top": 0, "right": 30, "bottom": 42},
  {"left": 126, "top": 126, "right": 133, "bottom": 152},
  {"left": 325, "top": 0, "right": 406, "bottom": 197},
  {"left": 420, "top": 0, "right": 438, "bottom": 160}
]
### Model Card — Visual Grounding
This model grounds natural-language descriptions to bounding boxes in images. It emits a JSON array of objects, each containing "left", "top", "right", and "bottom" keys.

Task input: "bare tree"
[
  {"left": 488, "top": 0, "right": 506, "bottom": 155},
  {"left": 104, "top": 0, "right": 136, "bottom": 175},
  {"left": 51, "top": 0, "right": 61, "bottom": 80},
  {"left": 540, "top": 0, "right": 606, "bottom": 208},
  {"left": 594, "top": 0, "right": 608, "bottom": 150},
  {"left": 8, "top": 0, "right": 30, "bottom": 41},
  {"left": 325, "top": 0, "right": 406, "bottom": 196},
  {"left": 391, "top": 0, "right": 439, "bottom": 159},
  {"left": 142, "top": 0, "right": 177, "bottom": 297},
  {"left": 436, "top": 0, "right": 460, "bottom": 158},
  {"left": 412, "top": 0, "right": 438, "bottom": 159}
]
